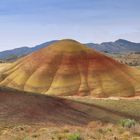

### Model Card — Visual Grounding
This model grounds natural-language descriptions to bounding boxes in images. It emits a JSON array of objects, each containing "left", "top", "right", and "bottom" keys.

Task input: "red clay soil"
[{"left": 0, "top": 89, "right": 138, "bottom": 126}]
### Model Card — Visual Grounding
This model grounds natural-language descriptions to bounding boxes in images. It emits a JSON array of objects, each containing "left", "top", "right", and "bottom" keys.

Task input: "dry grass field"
[
  {"left": 0, "top": 120, "right": 140, "bottom": 140},
  {"left": 65, "top": 96, "right": 140, "bottom": 120}
]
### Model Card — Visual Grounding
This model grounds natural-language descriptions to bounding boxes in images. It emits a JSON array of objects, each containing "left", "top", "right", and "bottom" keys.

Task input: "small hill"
[
  {"left": 0, "top": 39, "right": 140, "bottom": 97},
  {"left": 0, "top": 89, "right": 135, "bottom": 125}
]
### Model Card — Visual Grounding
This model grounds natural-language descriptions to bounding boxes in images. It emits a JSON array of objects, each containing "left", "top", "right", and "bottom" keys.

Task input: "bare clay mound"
[
  {"left": 0, "top": 89, "right": 135, "bottom": 126},
  {"left": 0, "top": 39, "right": 140, "bottom": 97}
]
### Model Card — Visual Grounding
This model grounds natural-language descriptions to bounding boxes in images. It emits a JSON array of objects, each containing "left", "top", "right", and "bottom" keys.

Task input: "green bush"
[
  {"left": 119, "top": 119, "right": 136, "bottom": 128},
  {"left": 67, "top": 133, "right": 82, "bottom": 140}
]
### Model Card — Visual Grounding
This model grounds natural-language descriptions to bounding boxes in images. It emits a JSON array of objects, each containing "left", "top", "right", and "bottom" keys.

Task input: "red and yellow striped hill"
[{"left": 0, "top": 39, "right": 140, "bottom": 97}]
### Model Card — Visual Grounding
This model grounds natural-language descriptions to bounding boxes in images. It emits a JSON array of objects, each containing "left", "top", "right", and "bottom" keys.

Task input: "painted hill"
[
  {"left": 0, "top": 39, "right": 140, "bottom": 60},
  {"left": 0, "top": 39, "right": 140, "bottom": 97}
]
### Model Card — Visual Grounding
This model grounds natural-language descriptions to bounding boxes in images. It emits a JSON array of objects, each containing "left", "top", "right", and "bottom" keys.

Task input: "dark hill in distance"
[
  {"left": 0, "top": 40, "right": 57, "bottom": 60},
  {"left": 86, "top": 39, "right": 140, "bottom": 53},
  {"left": 0, "top": 39, "right": 140, "bottom": 60}
]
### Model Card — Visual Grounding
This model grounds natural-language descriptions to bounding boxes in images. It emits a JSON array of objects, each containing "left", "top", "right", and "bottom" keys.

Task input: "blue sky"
[{"left": 0, "top": 0, "right": 140, "bottom": 51}]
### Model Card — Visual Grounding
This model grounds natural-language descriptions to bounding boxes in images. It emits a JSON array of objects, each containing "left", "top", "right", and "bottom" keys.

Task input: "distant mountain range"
[
  {"left": 86, "top": 39, "right": 140, "bottom": 53},
  {"left": 0, "top": 39, "right": 140, "bottom": 60},
  {"left": 0, "top": 40, "right": 57, "bottom": 60}
]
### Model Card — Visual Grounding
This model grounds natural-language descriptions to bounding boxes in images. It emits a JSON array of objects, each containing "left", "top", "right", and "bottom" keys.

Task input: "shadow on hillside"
[{"left": 0, "top": 87, "right": 137, "bottom": 126}]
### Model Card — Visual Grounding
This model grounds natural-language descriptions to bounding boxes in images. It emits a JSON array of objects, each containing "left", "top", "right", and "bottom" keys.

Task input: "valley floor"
[{"left": 64, "top": 96, "right": 140, "bottom": 121}]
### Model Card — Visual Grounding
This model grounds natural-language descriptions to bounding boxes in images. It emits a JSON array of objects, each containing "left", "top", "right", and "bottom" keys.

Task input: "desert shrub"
[
  {"left": 119, "top": 119, "right": 136, "bottom": 128},
  {"left": 117, "top": 127, "right": 125, "bottom": 134},
  {"left": 87, "top": 120, "right": 102, "bottom": 128},
  {"left": 57, "top": 133, "right": 66, "bottom": 140},
  {"left": 67, "top": 133, "right": 82, "bottom": 140},
  {"left": 121, "top": 131, "right": 131, "bottom": 139},
  {"left": 62, "top": 127, "right": 70, "bottom": 133},
  {"left": 130, "top": 124, "right": 140, "bottom": 135}
]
